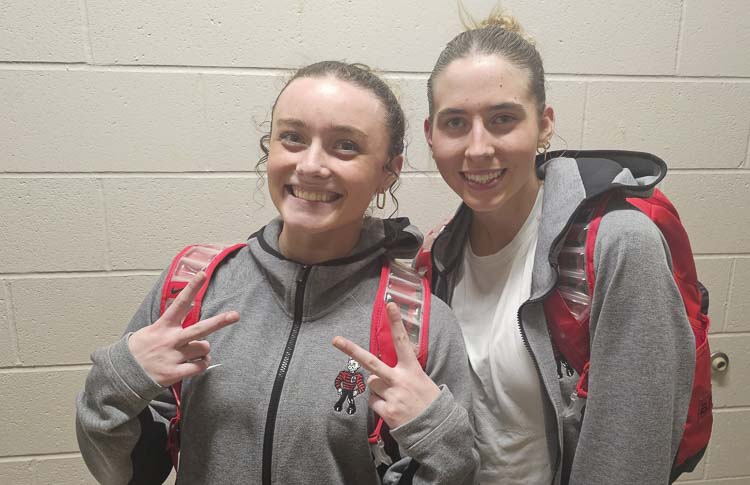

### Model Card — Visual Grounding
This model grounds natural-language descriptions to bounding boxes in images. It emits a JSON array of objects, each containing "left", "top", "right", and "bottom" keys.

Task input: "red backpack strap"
[
  {"left": 368, "top": 258, "right": 431, "bottom": 465},
  {"left": 543, "top": 196, "right": 610, "bottom": 399},
  {"left": 161, "top": 243, "right": 246, "bottom": 469}
]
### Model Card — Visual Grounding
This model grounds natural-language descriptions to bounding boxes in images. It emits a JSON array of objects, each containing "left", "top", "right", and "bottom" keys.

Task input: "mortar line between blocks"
[
  {"left": 4, "top": 282, "right": 22, "bottom": 366},
  {"left": 723, "top": 259, "right": 737, "bottom": 332},
  {"left": 579, "top": 82, "right": 590, "bottom": 149},
  {"left": 79, "top": 0, "right": 95, "bottom": 64},
  {"left": 0, "top": 62, "right": 750, "bottom": 82},
  {"left": 97, "top": 178, "right": 113, "bottom": 271},
  {"left": 742, "top": 121, "right": 750, "bottom": 169},
  {"left": 0, "top": 452, "right": 83, "bottom": 463},
  {"left": 673, "top": 0, "right": 687, "bottom": 75},
  {"left": 0, "top": 364, "right": 92, "bottom": 373},
  {"left": 0, "top": 270, "right": 161, "bottom": 280}
]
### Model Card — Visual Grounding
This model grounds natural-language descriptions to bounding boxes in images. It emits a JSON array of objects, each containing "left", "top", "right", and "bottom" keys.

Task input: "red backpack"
[
  {"left": 415, "top": 188, "right": 712, "bottom": 481},
  {"left": 158, "top": 243, "right": 431, "bottom": 470}
]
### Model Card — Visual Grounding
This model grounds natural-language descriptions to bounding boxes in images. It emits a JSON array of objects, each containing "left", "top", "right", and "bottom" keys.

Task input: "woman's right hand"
[{"left": 128, "top": 271, "right": 240, "bottom": 387}]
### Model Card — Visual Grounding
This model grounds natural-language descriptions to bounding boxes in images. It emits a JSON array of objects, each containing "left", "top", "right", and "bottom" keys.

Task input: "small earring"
[
  {"left": 376, "top": 191, "right": 386, "bottom": 210},
  {"left": 536, "top": 140, "right": 551, "bottom": 155}
]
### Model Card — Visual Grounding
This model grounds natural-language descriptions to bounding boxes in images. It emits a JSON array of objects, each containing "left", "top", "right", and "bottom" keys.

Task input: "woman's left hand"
[{"left": 332, "top": 302, "right": 440, "bottom": 428}]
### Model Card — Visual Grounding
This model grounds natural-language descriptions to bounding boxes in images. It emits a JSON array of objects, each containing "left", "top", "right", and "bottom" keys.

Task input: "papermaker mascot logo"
[{"left": 333, "top": 358, "right": 366, "bottom": 415}]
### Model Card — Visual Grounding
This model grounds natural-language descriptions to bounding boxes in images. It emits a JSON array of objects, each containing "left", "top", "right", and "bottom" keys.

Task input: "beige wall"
[{"left": 1, "top": 0, "right": 748, "bottom": 483}]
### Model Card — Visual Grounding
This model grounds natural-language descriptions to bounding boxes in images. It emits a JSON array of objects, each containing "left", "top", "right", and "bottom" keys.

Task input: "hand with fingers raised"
[
  {"left": 128, "top": 271, "right": 240, "bottom": 387},
  {"left": 332, "top": 302, "right": 440, "bottom": 428}
]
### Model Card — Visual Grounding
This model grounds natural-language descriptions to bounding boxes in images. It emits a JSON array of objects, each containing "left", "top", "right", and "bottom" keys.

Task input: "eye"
[
  {"left": 279, "top": 131, "right": 304, "bottom": 145},
  {"left": 334, "top": 140, "right": 360, "bottom": 153},
  {"left": 445, "top": 117, "right": 466, "bottom": 130},
  {"left": 492, "top": 114, "right": 516, "bottom": 124}
]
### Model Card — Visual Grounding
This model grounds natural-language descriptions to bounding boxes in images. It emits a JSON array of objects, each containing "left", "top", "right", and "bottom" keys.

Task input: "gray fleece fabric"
[
  {"left": 429, "top": 153, "right": 695, "bottom": 485},
  {"left": 76, "top": 217, "right": 479, "bottom": 485}
]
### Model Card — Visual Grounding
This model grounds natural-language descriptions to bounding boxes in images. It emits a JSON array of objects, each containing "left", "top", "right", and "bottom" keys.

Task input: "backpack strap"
[
  {"left": 160, "top": 243, "right": 246, "bottom": 469},
  {"left": 368, "top": 258, "right": 432, "bottom": 466},
  {"left": 413, "top": 218, "right": 450, "bottom": 282},
  {"left": 544, "top": 195, "right": 611, "bottom": 399}
]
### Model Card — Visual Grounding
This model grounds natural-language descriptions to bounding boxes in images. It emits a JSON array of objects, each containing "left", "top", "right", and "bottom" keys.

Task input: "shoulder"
[{"left": 595, "top": 198, "right": 669, "bottom": 265}]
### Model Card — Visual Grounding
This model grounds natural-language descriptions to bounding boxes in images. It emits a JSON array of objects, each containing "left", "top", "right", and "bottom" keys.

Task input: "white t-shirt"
[{"left": 452, "top": 186, "right": 552, "bottom": 484}]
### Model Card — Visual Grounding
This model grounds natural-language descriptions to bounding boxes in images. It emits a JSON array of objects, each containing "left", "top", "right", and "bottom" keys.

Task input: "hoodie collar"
[{"left": 247, "top": 216, "right": 422, "bottom": 320}]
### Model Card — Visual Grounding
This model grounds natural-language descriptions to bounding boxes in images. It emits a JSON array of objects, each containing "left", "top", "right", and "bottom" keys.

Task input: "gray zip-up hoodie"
[
  {"left": 428, "top": 151, "right": 695, "bottom": 485},
  {"left": 76, "top": 216, "right": 478, "bottom": 485}
]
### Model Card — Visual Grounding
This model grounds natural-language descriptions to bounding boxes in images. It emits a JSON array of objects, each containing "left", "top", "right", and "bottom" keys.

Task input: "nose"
[
  {"left": 296, "top": 141, "right": 330, "bottom": 178},
  {"left": 465, "top": 120, "right": 494, "bottom": 160}
]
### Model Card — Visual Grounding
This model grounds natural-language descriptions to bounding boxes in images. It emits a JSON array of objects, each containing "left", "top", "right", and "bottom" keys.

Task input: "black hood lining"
[{"left": 253, "top": 217, "right": 416, "bottom": 267}]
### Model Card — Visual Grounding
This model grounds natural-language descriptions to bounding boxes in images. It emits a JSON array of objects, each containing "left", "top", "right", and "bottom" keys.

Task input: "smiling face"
[
  {"left": 267, "top": 76, "right": 399, "bottom": 259},
  {"left": 425, "top": 54, "right": 554, "bottom": 219}
]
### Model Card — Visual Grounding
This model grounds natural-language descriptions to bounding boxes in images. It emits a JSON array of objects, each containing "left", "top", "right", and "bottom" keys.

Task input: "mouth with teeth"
[
  {"left": 287, "top": 185, "right": 342, "bottom": 203},
  {"left": 461, "top": 169, "right": 506, "bottom": 185}
]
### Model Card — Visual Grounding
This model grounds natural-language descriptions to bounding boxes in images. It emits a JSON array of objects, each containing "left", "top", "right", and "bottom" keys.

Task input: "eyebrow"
[
  {"left": 275, "top": 118, "right": 369, "bottom": 139},
  {"left": 436, "top": 102, "right": 526, "bottom": 116}
]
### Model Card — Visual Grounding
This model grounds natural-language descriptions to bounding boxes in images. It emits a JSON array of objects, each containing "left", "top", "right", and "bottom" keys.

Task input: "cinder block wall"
[{"left": 1, "top": 1, "right": 748, "bottom": 483}]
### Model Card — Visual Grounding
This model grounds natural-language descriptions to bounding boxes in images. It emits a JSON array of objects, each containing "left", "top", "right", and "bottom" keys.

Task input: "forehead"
[
  {"left": 432, "top": 55, "right": 534, "bottom": 111},
  {"left": 274, "top": 76, "right": 387, "bottom": 132}
]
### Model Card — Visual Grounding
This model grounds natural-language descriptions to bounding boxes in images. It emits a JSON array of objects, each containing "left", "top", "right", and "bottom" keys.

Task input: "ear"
[
  {"left": 381, "top": 154, "right": 403, "bottom": 192},
  {"left": 538, "top": 105, "right": 555, "bottom": 146},
  {"left": 423, "top": 118, "right": 433, "bottom": 148}
]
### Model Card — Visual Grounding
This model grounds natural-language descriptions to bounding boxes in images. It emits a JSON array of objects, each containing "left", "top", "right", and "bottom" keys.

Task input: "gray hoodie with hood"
[
  {"left": 76, "top": 217, "right": 478, "bottom": 485},
  {"left": 427, "top": 151, "right": 696, "bottom": 485}
]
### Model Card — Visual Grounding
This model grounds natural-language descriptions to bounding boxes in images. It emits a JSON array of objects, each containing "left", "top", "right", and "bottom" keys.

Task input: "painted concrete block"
[
  {"left": 86, "top": 0, "right": 478, "bottom": 71},
  {"left": 726, "top": 258, "right": 750, "bottom": 332},
  {"left": 0, "top": 456, "right": 98, "bottom": 485},
  {"left": 0, "top": 0, "right": 85, "bottom": 62},
  {"left": 585, "top": 82, "right": 750, "bottom": 169},
  {"left": 704, "top": 410, "right": 750, "bottom": 479},
  {"left": 0, "top": 70, "right": 282, "bottom": 172},
  {"left": 11, "top": 275, "right": 157, "bottom": 365},
  {"left": 85, "top": 0, "right": 683, "bottom": 75},
  {"left": 709, "top": 334, "right": 750, "bottom": 409},
  {"left": 371, "top": 174, "right": 463, "bottom": 237},
  {"left": 546, "top": 81, "right": 586, "bottom": 152},
  {"left": 103, "top": 177, "right": 278, "bottom": 270},
  {"left": 0, "top": 179, "right": 108, "bottom": 273},
  {"left": 679, "top": 0, "right": 750, "bottom": 77},
  {"left": 0, "top": 369, "right": 88, "bottom": 456},
  {"left": 664, "top": 173, "right": 750, "bottom": 254},
  {"left": 694, "top": 258, "right": 733, "bottom": 333},
  {"left": 384, "top": 75, "right": 432, "bottom": 173},
  {"left": 500, "top": 0, "right": 681, "bottom": 75}
]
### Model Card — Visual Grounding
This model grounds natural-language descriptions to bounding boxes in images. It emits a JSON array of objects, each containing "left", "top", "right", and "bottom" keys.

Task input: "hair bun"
[{"left": 460, "top": 6, "right": 536, "bottom": 44}]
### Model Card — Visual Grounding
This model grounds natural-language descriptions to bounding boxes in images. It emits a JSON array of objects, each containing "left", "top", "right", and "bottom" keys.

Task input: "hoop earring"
[{"left": 376, "top": 191, "right": 386, "bottom": 210}]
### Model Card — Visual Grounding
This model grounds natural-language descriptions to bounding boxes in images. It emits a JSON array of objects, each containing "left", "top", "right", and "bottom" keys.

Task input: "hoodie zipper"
[
  {"left": 516, "top": 203, "right": 594, "bottom": 484},
  {"left": 262, "top": 264, "right": 311, "bottom": 485}
]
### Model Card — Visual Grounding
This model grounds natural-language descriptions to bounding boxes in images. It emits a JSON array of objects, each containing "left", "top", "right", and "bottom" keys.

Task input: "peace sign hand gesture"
[
  {"left": 332, "top": 302, "right": 440, "bottom": 428},
  {"left": 128, "top": 271, "right": 240, "bottom": 387}
]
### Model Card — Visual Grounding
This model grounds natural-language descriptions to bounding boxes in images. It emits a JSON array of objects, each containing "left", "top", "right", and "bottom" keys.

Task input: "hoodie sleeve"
[
  {"left": 568, "top": 205, "right": 695, "bottom": 484},
  {"left": 75, "top": 275, "right": 175, "bottom": 485},
  {"left": 385, "top": 297, "right": 479, "bottom": 485}
]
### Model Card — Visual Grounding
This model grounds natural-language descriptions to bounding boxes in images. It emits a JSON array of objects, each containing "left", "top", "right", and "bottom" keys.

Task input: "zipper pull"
[{"left": 297, "top": 265, "right": 310, "bottom": 284}]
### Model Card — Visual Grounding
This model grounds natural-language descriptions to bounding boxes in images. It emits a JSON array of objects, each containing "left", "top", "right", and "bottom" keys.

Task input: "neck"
[
  {"left": 469, "top": 179, "right": 541, "bottom": 256},
  {"left": 278, "top": 222, "right": 362, "bottom": 265}
]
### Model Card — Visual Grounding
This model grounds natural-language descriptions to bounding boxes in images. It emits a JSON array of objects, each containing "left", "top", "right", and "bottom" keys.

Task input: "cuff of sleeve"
[
  {"left": 389, "top": 385, "right": 470, "bottom": 460},
  {"left": 103, "top": 335, "right": 166, "bottom": 404}
]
